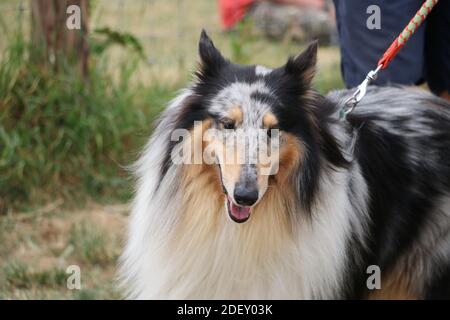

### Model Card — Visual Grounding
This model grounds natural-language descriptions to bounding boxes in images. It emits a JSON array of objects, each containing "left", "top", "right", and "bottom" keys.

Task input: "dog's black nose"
[{"left": 234, "top": 185, "right": 258, "bottom": 206}]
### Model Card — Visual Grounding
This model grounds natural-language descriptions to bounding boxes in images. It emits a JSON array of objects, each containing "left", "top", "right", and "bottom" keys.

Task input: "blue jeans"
[{"left": 333, "top": 0, "right": 449, "bottom": 95}]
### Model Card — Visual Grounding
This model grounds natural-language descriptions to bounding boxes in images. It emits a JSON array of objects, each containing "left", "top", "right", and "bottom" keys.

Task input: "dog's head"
[{"left": 167, "top": 30, "right": 346, "bottom": 223}]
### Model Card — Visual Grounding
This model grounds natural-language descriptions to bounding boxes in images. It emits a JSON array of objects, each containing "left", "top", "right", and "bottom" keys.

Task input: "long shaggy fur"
[{"left": 118, "top": 32, "right": 450, "bottom": 299}]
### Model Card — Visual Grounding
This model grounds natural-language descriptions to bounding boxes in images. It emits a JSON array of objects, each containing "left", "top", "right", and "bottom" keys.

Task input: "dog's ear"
[
  {"left": 198, "top": 29, "right": 228, "bottom": 76},
  {"left": 284, "top": 40, "right": 318, "bottom": 85}
]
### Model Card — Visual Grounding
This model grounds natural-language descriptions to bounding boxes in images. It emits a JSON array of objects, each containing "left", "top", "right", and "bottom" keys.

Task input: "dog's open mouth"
[{"left": 226, "top": 196, "right": 251, "bottom": 223}]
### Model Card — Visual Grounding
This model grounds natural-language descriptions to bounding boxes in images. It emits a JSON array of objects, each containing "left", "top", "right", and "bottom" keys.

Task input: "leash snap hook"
[{"left": 340, "top": 64, "right": 382, "bottom": 120}]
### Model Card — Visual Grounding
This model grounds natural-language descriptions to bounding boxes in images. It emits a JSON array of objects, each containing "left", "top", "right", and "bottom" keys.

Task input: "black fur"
[
  {"left": 157, "top": 31, "right": 450, "bottom": 298},
  {"left": 337, "top": 87, "right": 450, "bottom": 299}
]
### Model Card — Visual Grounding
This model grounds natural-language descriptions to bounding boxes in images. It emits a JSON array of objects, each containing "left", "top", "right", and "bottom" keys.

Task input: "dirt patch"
[{"left": 0, "top": 201, "right": 129, "bottom": 299}]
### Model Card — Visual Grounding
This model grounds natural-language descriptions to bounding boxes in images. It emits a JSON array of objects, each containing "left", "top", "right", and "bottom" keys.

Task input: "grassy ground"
[
  {"left": 0, "top": 202, "right": 126, "bottom": 299},
  {"left": 0, "top": 0, "right": 344, "bottom": 299}
]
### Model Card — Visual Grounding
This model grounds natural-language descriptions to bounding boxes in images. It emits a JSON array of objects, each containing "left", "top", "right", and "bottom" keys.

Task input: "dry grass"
[
  {"left": 103, "top": 1, "right": 341, "bottom": 88},
  {"left": 1, "top": 0, "right": 342, "bottom": 87},
  {"left": 92, "top": 0, "right": 343, "bottom": 89},
  {"left": 0, "top": 203, "right": 127, "bottom": 299}
]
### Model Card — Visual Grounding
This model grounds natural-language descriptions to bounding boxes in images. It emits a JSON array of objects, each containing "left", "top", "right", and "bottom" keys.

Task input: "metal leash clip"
[{"left": 339, "top": 64, "right": 382, "bottom": 120}]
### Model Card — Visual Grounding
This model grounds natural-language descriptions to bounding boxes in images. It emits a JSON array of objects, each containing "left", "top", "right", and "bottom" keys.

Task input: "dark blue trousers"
[{"left": 333, "top": 0, "right": 450, "bottom": 95}]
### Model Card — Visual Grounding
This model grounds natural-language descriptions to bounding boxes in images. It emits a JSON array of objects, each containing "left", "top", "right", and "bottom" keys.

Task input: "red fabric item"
[{"left": 219, "top": 0, "right": 255, "bottom": 30}]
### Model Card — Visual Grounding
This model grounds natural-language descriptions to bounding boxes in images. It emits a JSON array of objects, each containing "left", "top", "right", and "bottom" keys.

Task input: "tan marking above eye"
[
  {"left": 263, "top": 112, "right": 278, "bottom": 129},
  {"left": 227, "top": 106, "right": 243, "bottom": 125}
]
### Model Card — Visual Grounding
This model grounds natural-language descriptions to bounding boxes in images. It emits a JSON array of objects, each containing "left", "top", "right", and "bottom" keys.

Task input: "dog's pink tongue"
[{"left": 228, "top": 197, "right": 251, "bottom": 221}]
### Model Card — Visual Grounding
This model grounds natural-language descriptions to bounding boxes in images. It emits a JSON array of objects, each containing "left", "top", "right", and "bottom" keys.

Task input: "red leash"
[
  {"left": 340, "top": 0, "right": 440, "bottom": 120},
  {"left": 378, "top": 0, "right": 439, "bottom": 69}
]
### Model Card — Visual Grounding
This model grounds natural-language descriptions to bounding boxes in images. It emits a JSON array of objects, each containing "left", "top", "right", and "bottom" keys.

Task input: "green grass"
[
  {"left": 68, "top": 220, "right": 113, "bottom": 266},
  {"left": 0, "top": 30, "right": 173, "bottom": 212},
  {"left": 2, "top": 261, "right": 67, "bottom": 290}
]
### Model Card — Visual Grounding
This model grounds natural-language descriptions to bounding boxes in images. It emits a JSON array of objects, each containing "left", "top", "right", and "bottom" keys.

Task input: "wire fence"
[
  {"left": 0, "top": 0, "right": 224, "bottom": 84},
  {"left": 92, "top": 0, "right": 225, "bottom": 84},
  {"left": 0, "top": 0, "right": 342, "bottom": 88}
]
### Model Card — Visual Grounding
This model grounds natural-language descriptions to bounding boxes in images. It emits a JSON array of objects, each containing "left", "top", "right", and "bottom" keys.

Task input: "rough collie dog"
[{"left": 119, "top": 31, "right": 450, "bottom": 299}]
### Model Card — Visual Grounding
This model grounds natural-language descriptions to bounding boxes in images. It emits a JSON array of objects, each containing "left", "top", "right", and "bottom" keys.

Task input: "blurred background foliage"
[{"left": 0, "top": 26, "right": 173, "bottom": 212}]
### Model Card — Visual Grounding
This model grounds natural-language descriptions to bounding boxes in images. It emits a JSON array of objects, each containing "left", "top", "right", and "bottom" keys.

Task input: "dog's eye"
[{"left": 222, "top": 121, "right": 235, "bottom": 130}]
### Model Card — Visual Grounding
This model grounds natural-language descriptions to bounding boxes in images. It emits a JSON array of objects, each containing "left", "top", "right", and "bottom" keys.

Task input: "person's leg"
[
  {"left": 333, "top": 0, "right": 424, "bottom": 88},
  {"left": 424, "top": 0, "right": 450, "bottom": 101}
]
